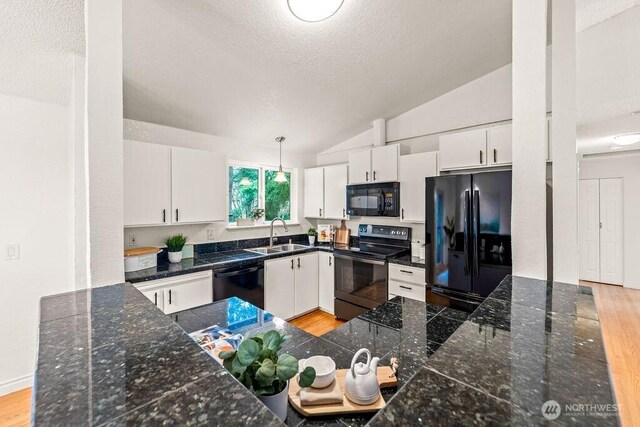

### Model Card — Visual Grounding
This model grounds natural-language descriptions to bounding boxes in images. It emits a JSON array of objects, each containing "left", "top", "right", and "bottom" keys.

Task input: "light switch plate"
[
  {"left": 6, "top": 244, "right": 20, "bottom": 261},
  {"left": 129, "top": 234, "right": 137, "bottom": 247}
]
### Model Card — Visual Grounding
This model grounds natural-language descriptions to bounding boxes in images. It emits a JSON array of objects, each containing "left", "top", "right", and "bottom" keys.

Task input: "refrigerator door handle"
[
  {"left": 463, "top": 190, "right": 470, "bottom": 275},
  {"left": 473, "top": 190, "right": 480, "bottom": 278}
]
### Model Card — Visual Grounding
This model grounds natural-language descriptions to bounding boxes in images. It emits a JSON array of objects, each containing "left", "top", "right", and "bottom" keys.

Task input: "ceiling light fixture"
[
  {"left": 287, "top": 0, "right": 344, "bottom": 22},
  {"left": 274, "top": 136, "right": 288, "bottom": 183},
  {"left": 612, "top": 133, "right": 640, "bottom": 146}
]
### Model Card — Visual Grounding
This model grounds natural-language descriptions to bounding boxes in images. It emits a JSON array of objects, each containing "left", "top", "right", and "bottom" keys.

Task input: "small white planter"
[
  {"left": 308, "top": 235, "right": 316, "bottom": 245},
  {"left": 237, "top": 218, "right": 255, "bottom": 227},
  {"left": 168, "top": 251, "right": 183, "bottom": 263},
  {"left": 257, "top": 381, "right": 289, "bottom": 421}
]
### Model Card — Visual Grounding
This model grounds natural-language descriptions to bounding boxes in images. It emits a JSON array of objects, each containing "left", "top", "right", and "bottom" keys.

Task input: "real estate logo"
[{"left": 541, "top": 400, "right": 562, "bottom": 420}]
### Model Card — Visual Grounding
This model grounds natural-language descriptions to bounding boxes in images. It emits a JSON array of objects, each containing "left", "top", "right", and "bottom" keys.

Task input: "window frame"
[{"left": 227, "top": 160, "right": 298, "bottom": 227}]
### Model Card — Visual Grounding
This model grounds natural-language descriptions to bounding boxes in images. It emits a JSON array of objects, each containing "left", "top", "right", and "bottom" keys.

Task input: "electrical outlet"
[
  {"left": 129, "top": 234, "right": 137, "bottom": 247},
  {"left": 207, "top": 228, "right": 215, "bottom": 240},
  {"left": 5, "top": 244, "right": 20, "bottom": 261}
]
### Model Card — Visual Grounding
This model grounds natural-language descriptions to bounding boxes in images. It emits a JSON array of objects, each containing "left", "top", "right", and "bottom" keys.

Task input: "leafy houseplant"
[
  {"left": 307, "top": 227, "right": 318, "bottom": 246},
  {"left": 442, "top": 216, "right": 456, "bottom": 250},
  {"left": 164, "top": 234, "right": 188, "bottom": 263},
  {"left": 252, "top": 208, "right": 265, "bottom": 221},
  {"left": 220, "top": 330, "right": 315, "bottom": 421}
]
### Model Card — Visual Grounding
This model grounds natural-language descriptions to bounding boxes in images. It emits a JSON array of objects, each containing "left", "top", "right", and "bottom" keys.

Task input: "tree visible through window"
[
  {"left": 265, "top": 170, "right": 291, "bottom": 220},
  {"left": 228, "top": 166, "right": 259, "bottom": 223},
  {"left": 228, "top": 165, "right": 292, "bottom": 224}
]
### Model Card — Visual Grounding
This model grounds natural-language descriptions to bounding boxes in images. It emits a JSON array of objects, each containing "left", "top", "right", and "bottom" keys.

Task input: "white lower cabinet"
[
  {"left": 388, "top": 264, "right": 426, "bottom": 302},
  {"left": 318, "top": 252, "right": 335, "bottom": 313},
  {"left": 136, "top": 271, "right": 213, "bottom": 314},
  {"left": 265, "top": 253, "right": 319, "bottom": 320}
]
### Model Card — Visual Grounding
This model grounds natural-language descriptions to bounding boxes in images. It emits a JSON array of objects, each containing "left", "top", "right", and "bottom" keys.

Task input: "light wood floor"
[
  {"left": 0, "top": 388, "right": 30, "bottom": 427},
  {"left": 289, "top": 309, "right": 344, "bottom": 337},
  {"left": 580, "top": 281, "right": 640, "bottom": 427},
  {"left": 3, "top": 288, "right": 638, "bottom": 426}
]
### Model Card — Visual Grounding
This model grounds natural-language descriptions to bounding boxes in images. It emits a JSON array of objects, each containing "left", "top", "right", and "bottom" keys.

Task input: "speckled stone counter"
[
  {"left": 34, "top": 276, "right": 617, "bottom": 426},
  {"left": 388, "top": 254, "right": 426, "bottom": 268}
]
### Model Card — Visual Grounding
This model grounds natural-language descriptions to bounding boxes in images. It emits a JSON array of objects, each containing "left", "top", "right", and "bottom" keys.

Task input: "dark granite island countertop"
[{"left": 34, "top": 276, "right": 618, "bottom": 426}]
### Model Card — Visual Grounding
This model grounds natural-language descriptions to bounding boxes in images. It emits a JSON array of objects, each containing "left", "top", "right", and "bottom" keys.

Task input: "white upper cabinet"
[
  {"left": 348, "top": 145, "right": 399, "bottom": 184},
  {"left": 439, "top": 128, "right": 487, "bottom": 170},
  {"left": 171, "top": 147, "right": 226, "bottom": 224},
  {"left": 323, "top": 164, "right": 348, "bottom": 219},
  {"left": 304, "top": 164, "right": 348, "bottom": 219},
  {"left": 399, "top": 152, "right": 438, "bottom": 223},
  {"left": 487, "top": 124, "right": 512, "bottom": 166},
  {"left": 124, "top": 140, "right": 172, "bottom": 226},
  {"left": 304, "top": 167, "right": 325, "bottom": 218},
  {"left": 371, "top": 144, "right": 399, "bottom": 183},
  {"left": 348, "top": 150, "right": 371, "bottom": 184}
]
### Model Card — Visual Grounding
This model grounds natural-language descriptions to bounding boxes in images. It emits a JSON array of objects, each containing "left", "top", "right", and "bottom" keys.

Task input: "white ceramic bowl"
[{"left": 302, "top": 356, "right": 336, "bottom": 389}]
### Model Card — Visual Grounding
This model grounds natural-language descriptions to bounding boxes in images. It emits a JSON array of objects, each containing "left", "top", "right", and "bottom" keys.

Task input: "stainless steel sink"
[
  {"left": 244, "top": 244, "right": 310, "bottom": 255},
  {"left": 244, "top": 247, "right": 281, "bottom": 254},
  {"left": 273, "top": 244, "right": 309, "bottom": 252}
]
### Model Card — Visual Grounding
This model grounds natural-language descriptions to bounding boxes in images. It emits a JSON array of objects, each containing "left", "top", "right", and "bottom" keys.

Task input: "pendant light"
[{"left": 274, "top": 136, "right": 288, "bottom": 183}]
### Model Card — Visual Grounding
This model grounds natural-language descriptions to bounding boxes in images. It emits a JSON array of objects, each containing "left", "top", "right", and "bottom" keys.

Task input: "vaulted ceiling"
[{"left": 123, "top": 0, "right": 514, "bottom": 153}]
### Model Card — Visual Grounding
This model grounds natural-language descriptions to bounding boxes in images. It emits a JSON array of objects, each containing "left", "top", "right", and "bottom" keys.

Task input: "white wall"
[
  {"left": 85, "top": 0, "right": 124, "bottom": 287},
  {"left": 579, "top": 153, "right": 640, "bottom": 289},
  {"left": 0, "top": 93, "right": 74, "bottom": 395},
  {"left": 122, "top": 119, "right": 317, "bottom": 248}
]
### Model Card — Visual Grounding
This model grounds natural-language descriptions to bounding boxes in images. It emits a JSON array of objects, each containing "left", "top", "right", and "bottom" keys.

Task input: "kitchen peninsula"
[{"left": 33, "top": 275, "right": 617, "bottom": 426}]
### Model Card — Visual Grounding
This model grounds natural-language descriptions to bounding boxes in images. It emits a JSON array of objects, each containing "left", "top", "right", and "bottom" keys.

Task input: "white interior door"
[
  {"left": 579, "top": 180, "right": 601, "bottom": 282},
  {"left": 599, "top": 178, "right": 623, "bottom": 285}
]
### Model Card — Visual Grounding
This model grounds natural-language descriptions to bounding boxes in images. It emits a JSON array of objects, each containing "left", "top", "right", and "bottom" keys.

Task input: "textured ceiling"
[
  {"left": 123, "top": 0, "right": 514, "bottom": 152},
  {"left": 576, "top": 0, "right": 640, "bottom": 32},
  {"left": 0, "top": 0, "right": 84, "bottom": 105}
]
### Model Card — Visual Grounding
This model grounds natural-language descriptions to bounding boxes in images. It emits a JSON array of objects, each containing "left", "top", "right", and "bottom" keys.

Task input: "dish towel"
[{"left": 299, "top": 379, "right": 343, "bottom": 406}]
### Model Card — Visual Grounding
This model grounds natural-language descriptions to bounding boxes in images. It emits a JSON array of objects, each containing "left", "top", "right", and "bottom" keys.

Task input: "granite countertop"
[
  {"left": 388, "top": 254, "right": 426, "bottom": 268},
  {"left": 126, "top": 244, "right": 337, "bottom": 284},
  {"left": 34, "top": 276, "right": 618, "bottom": 426}
]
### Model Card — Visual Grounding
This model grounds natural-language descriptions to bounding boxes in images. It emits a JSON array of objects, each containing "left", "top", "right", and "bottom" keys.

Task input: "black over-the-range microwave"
[{"left": 346, "top": 182, "right": 400, "bottom": 217}]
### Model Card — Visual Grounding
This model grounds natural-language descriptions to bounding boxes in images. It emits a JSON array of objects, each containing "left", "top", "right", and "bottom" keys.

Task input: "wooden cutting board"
[
  {"left": 124, "top": 247, "right": 160, "bottom": 257},
  {"left": 334, "top": 220, "right": 350, "bottom": 246},
  {"left": 288, "top": 366, "right": 397, "bottom": 417}
]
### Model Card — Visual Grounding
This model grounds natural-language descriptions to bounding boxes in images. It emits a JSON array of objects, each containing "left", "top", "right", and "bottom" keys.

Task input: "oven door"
[{"left": 334, "top": 254, "right": 388, "bottom": 309}]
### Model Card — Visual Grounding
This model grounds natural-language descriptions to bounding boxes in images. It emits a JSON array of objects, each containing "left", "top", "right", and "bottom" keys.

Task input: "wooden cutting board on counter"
[
  {"left": 334, "top": 220, "right": 350, "bottom": 246},
  {"left": 124, "top": 247, "right": 160, "bottom": 257},
  {"left": 288, "top": 366, "right": 397, "bottom": 417}
]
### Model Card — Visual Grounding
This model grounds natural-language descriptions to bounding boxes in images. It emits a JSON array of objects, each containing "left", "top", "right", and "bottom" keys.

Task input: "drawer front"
[
  {"left": 389, "top": 264, "right": 425, "bottom": 285},
  {"left": 389, "top": 279, "right": 425, "bottom": 302}
]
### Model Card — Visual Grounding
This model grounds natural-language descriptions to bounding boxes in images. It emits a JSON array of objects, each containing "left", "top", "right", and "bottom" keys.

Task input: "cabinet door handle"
[
  {"left": 168, "top": 289, "right": 172, "bottom": 304},
  {"left": 479, "top": 150, "right": 483, "bottom": 164},
  {"left": 319, "top": 208, "right": 322, "bottom": 217},
  {"left": 493, "top": 148, "right": 497, "bottom": 163},
  {"left": 373, "top": 171, "right": 377, "bottom": 181},
  {"left": 329, "top": 256, "right": 332, "bottom": 267},
  {"left": 400, "top": 269, "right": 413, "bottom": 274},
  {"left": 162, "top": 209, "right": 166, "bottom": 223},
  {"left": 154, "top": 292, "right": 158, "bottom": 306},
  {"left": 399, "top": 285, "right": 413, "bottom": 290},
  {"left": 343, "top": 208, "right": 346, "bottom": 218},
  {"left": 401, "top": 209, "right": 404, "bottom": 220},
  {"left": 365, "top": 171, "right": 369, "bottom": 182},
  {"left": 291, "top": 259, "right": 294, "bottom": 270},
  {"left": 175, "top": 209, "right": 179, "bottom": 222},
  {"left": 297, "top": 257, "right": 301, "bottom": 269}
]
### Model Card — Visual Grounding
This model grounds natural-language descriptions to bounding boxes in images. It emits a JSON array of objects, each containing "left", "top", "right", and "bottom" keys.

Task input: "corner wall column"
[{"left": 511, "top": 0, "right": 548, "bottom": 280}]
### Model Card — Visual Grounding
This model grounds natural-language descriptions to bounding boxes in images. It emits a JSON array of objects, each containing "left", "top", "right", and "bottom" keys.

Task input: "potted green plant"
[
  {"left": 252, "top": 208, "right": 265, "bottom": 221},
  {"left": 307, "top": 227, "right": 318, "bottom": 246},
  {"left": 220, "top": 330, "right": 315, "bottom": 421},
  {"left": 164, "top": 234, "right": 188, "bottom": 263}
]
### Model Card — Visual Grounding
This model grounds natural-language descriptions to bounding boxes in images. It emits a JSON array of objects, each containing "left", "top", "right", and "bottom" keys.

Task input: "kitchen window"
[{"left": 228, "top": 163, "right": 296, "bottom": 225}]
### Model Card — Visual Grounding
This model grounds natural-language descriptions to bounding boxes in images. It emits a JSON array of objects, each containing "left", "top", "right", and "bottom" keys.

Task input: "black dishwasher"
[{"left": 213, "top": 262, "right": 264, "bottom": 309}]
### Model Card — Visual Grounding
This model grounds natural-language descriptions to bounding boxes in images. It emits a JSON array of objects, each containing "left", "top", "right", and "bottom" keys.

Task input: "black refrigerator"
[{"left": 425, "top": 171, "right": 512, "bottom": 298}]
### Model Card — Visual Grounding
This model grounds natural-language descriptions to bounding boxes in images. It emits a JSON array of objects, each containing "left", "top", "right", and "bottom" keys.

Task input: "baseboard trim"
[{"left": 0, "top": 374, "right": 33, "bottom": 397}]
